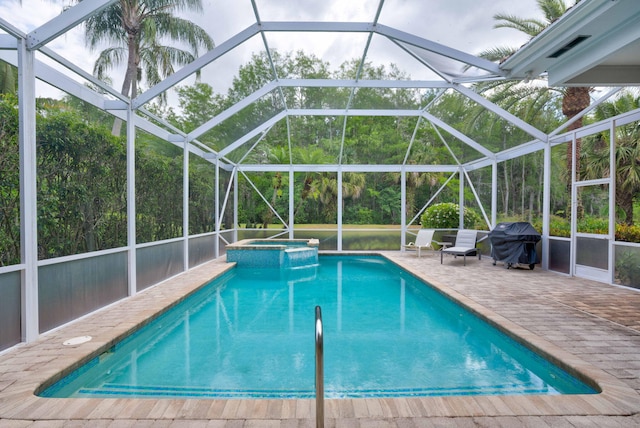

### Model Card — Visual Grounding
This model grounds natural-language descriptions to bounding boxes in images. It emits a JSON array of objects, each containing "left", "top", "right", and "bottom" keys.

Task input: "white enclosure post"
[
  {"left": 491, "top": 161, "right": 497, "bottom": 229},
  {"left": 337, "top": 169, "right": 343, "bottom": 251},
  {"left": 18, "top": 39, "right": 38, "bottom": 342},
  {"left": 233, "top": 167, "right": 238, "bottom": 243},
  {"left": 289, "top": 169, "right": 294, "bottom": 239},
  {"left": 458, "top": 167, "right": 465, "bottom": 229},
  {"left": 183, "top": 137, "right": 189, "bottom": 270},
  {"left": 542, "top": 140, "right": 551, "bottom": 270},
  {"left": 126, "top": 105, "right": 137, "bottom": 296},
  {"left": 569, "top": 132, "right": 577, "bottom": 277},
  {"left": 215, "top": 159, "right": 220, "bottom": 258},
  {"left": 401, "top": 169, "right": 407, "bottom": 248},
  {"left": 608, "top": 120, "right": 616, "bottom": 283}
]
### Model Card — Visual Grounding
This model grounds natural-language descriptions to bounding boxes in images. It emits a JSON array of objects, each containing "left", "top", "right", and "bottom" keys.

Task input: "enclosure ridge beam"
[
  {"left": 287, "top": 108, "right": 422, "bottom": 117},
  {"left": 26, "top": 0, "right": 117, "bottom": 50},
  {"left": 258, "top": 21, "right": 500, "bottom": 76},
  {"left": 259, "top": 21, "right": 374, "bottom": 33},
  {"left": 277, "top": 78, "right": 453, "bottom": 89},
  {"left": 237, "top": 164, "right": 459, "bottom": 173},
  {"left": 133, "top": 24, "right": 261, "bottom": 109}
]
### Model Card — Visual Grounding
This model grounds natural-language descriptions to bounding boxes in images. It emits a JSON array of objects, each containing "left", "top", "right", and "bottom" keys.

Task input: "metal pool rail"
[{"left": 315, "top": 306, "right": 324, "bottom": 428}]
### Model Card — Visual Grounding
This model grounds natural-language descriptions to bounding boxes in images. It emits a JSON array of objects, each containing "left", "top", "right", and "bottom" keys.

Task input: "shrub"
[
  {"left": 577, "top": 217, "right": 608, "bottom": 234},
  {"left": 615, "top": 250, "right": 640, "bottom": 288},
  {"left": 529, "top": 216, "right": 640, "bottom": 243},
  {"left": 420, "top": 203, "right": 480, "bottom": 229},
  {"left": 353, "top": 208, "right": 374, "bottom": 225},
  {"left": 616, "top": 223, "right": 640, "bottom": 243},
  {"left": 532, "top": 216, "right": 570, "bottom": 237}
]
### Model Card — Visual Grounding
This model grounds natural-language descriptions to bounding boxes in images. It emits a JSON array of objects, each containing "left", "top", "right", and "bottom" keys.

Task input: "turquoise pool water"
[{"left": 41, "top": 255, "right": 597, "bottom": 399}]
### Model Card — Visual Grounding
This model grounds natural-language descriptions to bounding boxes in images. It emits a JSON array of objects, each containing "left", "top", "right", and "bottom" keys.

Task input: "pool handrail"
[{"left": 315, "top": 305, "right": 324, "bottom": 428}]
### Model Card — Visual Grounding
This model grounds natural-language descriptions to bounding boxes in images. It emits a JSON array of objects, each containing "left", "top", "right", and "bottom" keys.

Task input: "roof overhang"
[{"left": 500, "top": 0, "right": 640, "bottom": 87}]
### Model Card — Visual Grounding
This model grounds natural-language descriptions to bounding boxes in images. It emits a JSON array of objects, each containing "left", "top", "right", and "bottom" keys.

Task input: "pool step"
[{"left": 76, "top": 381, "right": 548, "bottom": 399}]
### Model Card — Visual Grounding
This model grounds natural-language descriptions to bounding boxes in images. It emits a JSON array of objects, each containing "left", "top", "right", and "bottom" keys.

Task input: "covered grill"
[{"left": 488, "top": 222, "right": 541, "bottom": 270}]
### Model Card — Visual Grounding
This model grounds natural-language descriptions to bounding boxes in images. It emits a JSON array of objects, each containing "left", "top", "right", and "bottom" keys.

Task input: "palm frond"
[
  {"left": 151, "top": 13, "right": 215, "bottom": 54},
  {"left": 493, "top": 14, "right": 547, "bottom": 37},
  {"left": 84, "top": 3, "right": 126, "bottom": 49},
  {"left": 476, "top": 46, "right": 518, "bottom": 63},
  {"left": 93, "top": 47, "right": 127, "bottom": 81},
  {"left": 537, "top": 0, "right": 571, "bottom": 23}
]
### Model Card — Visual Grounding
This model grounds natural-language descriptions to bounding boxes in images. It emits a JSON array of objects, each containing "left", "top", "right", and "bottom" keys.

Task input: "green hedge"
[
  {"left": 531, "top": 216, "right": 640, "bottom": 243},
  {"left": 420, "top": 203, "right": 480, "bottom": 229}
]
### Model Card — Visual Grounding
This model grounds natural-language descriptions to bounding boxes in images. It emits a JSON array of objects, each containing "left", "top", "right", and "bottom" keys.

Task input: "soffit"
[{"left": 500, "top": 0, "right": 640, "bottom": 86}]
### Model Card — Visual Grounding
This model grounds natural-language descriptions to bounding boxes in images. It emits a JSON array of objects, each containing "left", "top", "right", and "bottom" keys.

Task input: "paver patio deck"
[{"left": 2, "top": 251, "right": 640, "bottom": 427}]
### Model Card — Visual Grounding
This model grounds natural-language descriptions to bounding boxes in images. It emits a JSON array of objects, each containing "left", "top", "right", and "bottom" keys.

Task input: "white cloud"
[{"left": 2, "top": 0, "right": 544, "bottom": 100}]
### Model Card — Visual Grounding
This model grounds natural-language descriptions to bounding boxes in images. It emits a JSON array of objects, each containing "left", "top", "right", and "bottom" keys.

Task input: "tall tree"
[
  {"left": 0, "top": 94, "right": 20, "bottom": 265},
  {"left": 83, "top": 0, "right": 214, "bottom": 135},
  {"left": 481, "top": 0, "right": 590, "bottom": 217}
]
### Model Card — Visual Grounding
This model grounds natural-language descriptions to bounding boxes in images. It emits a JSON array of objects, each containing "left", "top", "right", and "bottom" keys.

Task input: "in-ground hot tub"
[{"left": 226, "top": 238, "right": 319, "bottom": 268}]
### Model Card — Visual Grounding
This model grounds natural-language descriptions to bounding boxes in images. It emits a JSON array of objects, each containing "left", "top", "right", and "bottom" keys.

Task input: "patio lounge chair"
[
  {"left": 440, "top": 229, "right": 480, "bottom": 266},
  {"left": 403, "top": 229, "right": 450, "bottom": 257}
]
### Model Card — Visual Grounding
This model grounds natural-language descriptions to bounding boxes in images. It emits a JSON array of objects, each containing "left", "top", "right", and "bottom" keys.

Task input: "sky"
[{"left": 0, "top": 0, "right": 544, "bottom": 102}]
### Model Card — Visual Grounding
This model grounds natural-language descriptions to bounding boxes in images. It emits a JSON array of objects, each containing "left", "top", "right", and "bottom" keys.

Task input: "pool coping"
[{"left": 1, "top": 252, "right": 639, "bottom": 422}]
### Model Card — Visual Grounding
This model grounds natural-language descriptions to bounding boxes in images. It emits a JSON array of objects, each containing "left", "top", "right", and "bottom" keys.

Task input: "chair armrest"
[{"left": 433, "top": 240, "right": 452, "bottom": 250}]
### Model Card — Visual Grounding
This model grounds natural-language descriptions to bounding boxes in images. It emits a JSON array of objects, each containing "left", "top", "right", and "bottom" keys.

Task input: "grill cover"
[{"left": 488, "top": 222, "right": 541, "bottom": 266}]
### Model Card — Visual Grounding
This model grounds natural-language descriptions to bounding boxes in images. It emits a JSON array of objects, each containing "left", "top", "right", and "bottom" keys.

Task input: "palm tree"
[
  {"left": 479, "top": 0, "right": 590, "bottom": 217},
  {"left": 83, "top": 0, "right": 214, "bottom": 135},
  {"left": 317, "top": 172, "right": 366, "bottom": 223}
]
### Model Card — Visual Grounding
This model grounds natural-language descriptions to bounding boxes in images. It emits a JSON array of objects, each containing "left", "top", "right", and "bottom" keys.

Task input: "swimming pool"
[{"left": 40, "top": 255, "right": 597, "bottom": 399}]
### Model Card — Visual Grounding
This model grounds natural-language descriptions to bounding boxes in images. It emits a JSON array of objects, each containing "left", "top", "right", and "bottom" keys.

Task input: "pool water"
[{"left": 41, "top": 255, "right": 597, "bottom": 399}]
